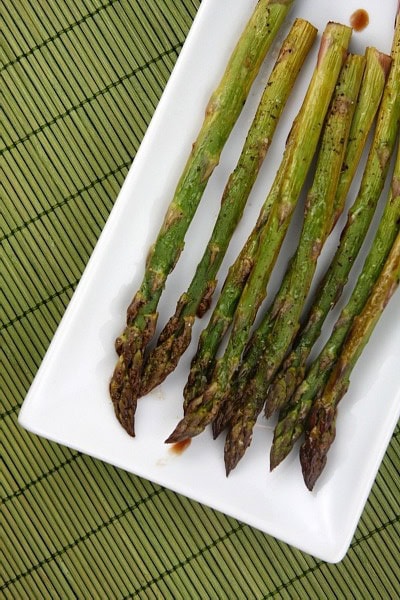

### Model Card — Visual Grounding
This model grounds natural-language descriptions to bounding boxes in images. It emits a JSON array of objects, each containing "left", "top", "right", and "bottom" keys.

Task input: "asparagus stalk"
[
  {"left": 222, "top": 54, "right": 365, "bottom": 472},
  {"left": 266, "top": 47, "right": 392, "bottom": 418},
  {"left": 271, "top": 142, "right": 400, "bottom": 471},
  {"left": 140, "top": 19, "right": 317, "bottom": 396},
  {"left": 167, "top": 23, "right": 352, "bottom": 444},
  {"left": 300, "top": 230, "right": 400, "bottom": 490},
  {"left": 109, "top": 0, "right": 293, "bottom": 435},
  {"left": 270, "top": 13, "right": 400, "bottom": 469}
]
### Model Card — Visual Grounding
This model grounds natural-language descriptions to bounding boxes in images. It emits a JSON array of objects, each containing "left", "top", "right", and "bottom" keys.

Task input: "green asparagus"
[
  {"left": 266, "top": 47, "right": 391, "bottom": 419},
  {"left": 271, "top": 141, "right": 400, "bottom": 472},
  {"left": 109, "top": 0, "right": 293, "bottom": 435},
  {"left": 139, "top": 19, "right": 317, "bottom": 397},
  {"left": 167, "top": 23, "right": 352, "bottom": 444},
  {"left": 300, "top": 229, "right": 400, "bottom": 490},
  {"left": 222, "top": 54, "right": 365, "bottom": 473},
  {"left": 183, "top": 45, "right": 389, "bottom": 414},
  {"left": 183, "top": 166, "right": 285, "bottom": 411},
  {"left": 270, "top": 13, "right": 400, "bottom": 469}
]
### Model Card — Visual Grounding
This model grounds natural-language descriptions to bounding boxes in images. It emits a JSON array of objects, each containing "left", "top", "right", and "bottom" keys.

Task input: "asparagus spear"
[
  {"left": 167, "top": 23, "right": 352, "bottom": 444},
  {"left": 140, "top": 19, "right": 317, "bottom": 396},
  {"left": 300, "top": 230, "right": 400, "bottom": 491},
  {"left": 270, "top": 13, "right": 400, "bottom": 469},
  {"left": 222, "top": 54, "right": 365, "bottom": 472},
  {"left": 266, "top": 47, "right": 392, "bottom": 418},
  {"left": 271, "top": 142, "right": 400, "bottom": 471},
  {"left": 109, "top": 0, "right": 293, "bottom": 435}
]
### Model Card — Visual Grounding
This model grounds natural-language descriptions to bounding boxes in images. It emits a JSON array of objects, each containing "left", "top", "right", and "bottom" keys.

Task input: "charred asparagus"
[
  {"left": 266, "top": 49, "right": 393, "bottom": 421},
  {"left": 222, "top": 54, "right": 365, "bottom": 473},
  {"left": 301, "top": 229, "right": 400, "bottom": 490},
  {"left": 270, "top": 12, "right": 400, "bottom": 469},
  {"left": 168, "top": 22, "right": 352, "bottom": 444},
  {"left": 110, "top": 0, "right": 293, "bottom": 434},
  {"left": 140, "top": 19, "right": 317, "bottom": 396}
]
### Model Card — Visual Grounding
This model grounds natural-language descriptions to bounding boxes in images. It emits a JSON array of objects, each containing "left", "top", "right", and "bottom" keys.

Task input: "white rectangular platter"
[{"left": 19, "top": 0, "right": 400, "bottom": 562}]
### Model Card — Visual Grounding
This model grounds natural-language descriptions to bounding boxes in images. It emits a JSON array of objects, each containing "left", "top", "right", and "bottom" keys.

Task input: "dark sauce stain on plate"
[
  {"left": 170, "top": 438, "right": 192, "bottom": 455},
  {"left": 350, "top": 9, "right": 369, "bottom": 32}
]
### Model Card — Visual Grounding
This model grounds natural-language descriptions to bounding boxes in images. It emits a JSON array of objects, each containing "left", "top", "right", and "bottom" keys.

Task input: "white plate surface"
[{"left": 19, "top": 0, "right": 400, "bottom": 562}]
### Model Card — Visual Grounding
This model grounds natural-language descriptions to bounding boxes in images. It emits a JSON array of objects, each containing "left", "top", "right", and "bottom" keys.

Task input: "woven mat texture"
[{"left": 2, "top": 1, "right": 399, "bottom": 598}]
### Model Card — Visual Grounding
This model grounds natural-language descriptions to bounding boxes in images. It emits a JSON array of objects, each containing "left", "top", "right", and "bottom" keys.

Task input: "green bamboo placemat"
[{"left": 1, "top": 1, "right": 399, "bottom": 597}]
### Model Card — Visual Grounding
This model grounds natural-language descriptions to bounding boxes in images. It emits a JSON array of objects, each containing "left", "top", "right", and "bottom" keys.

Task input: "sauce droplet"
[
  {"left": 350, "top": 9, "right": 369, "bottom": 32},
  {"left": 170, "top": 438, "right": 191, "bottom": 454}
]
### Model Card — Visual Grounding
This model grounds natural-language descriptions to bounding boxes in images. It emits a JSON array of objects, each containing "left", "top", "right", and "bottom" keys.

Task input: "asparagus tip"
[
  {"left": 110, "top": 357, "right": 138, "bottom": 436},
  {"left": 269, "top": 446, "right": 283, "bottom": 471},
  {"left": 223, "top": 409, "right": 258, "bottom": 475},
  {"left": 299, "top": 438, "right": 327, "bottom": 490},
  {"left": 165, "top": 391, "right": 212, "bottom": 443},
  {"left": 299, "top": 401, "right": 337, "bottom": 490},
  {"left": 165, "top": 423, "right": 188, "bottom": 444},
  {"left": 141, "top": 308, "right": 195, "bottom": 395},
  {"left": 224, "top": 444, "right": 242, "bottom": 477}
]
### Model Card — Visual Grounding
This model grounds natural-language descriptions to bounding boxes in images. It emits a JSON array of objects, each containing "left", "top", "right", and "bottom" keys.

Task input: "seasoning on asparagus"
[
  {"left": 267, "top": 48, "right": 391, "bottom": 422},
  {"left": 301, "top": 229, "right": 400, "bottom": 491},
  {"left": 183, "top": 45, "right": 388, "bottom": 416},
  {"left": 270, "top": 13, "right": 400, "bottom": 470},
  {"left": 109, "top": 0, "right": 294, "bottom": 435},
  {"left": 140, "top": 19, "right": 317, "bottom": 397},
  {"left": 273, "top": 162, "right": 400, "bottom": 475},
  {"left": 273, "top": 165, "right": 400, "bottom": 471},
  {"left": 266, "top": 47, "right": 392, "bottom": 419},
  {"left": 220, "top": 54, "right": 365, "bottom": 474},
  {"left": 167, "top": 22, "right": 352, "bottom": 444},
  {"left": 216, "top": 47, "right": 388, "bottom": 438}
]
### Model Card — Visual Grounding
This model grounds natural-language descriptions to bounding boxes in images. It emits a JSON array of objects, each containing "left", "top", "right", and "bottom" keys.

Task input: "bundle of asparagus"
[
  {"left": 301, "top": 228, "right": 400, "bottom": 490},
  {"left": 110, "top": 0, "right": 399, "bottom": 493},
  {"left": 267, "top": 55, "right": 397, "bottom": 424},
  {"left": 214, "top": 45, "right": 389, "bottom": 444},
  {"left": 140, "top": 18, "right": 317, "bottom": 396},
  {"left": 167, "top": 22, "right": 352, "bottom": 444},
  {"left": 110, "top": 0, "right": 293, "bottom": 435},
  {"left": 271, "top": 143, "right": 400, "bottom": 474},
  {"left": 218, "top": 45, "right": 395, "bottom": 473},
  {"left": 219, "top": 53, "right": 366, "bottom": 473},
  {"left": 270, "top": 11, "right": 400, "bottom": 471}
]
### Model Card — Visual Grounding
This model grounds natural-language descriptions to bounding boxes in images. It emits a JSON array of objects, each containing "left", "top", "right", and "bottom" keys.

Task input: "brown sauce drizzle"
[
  {"left": 170, "top": 438, "right": 192, "bottom": 454},
  {"left": 350, "top": 9, "right": 369, "bottom": 32}
]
